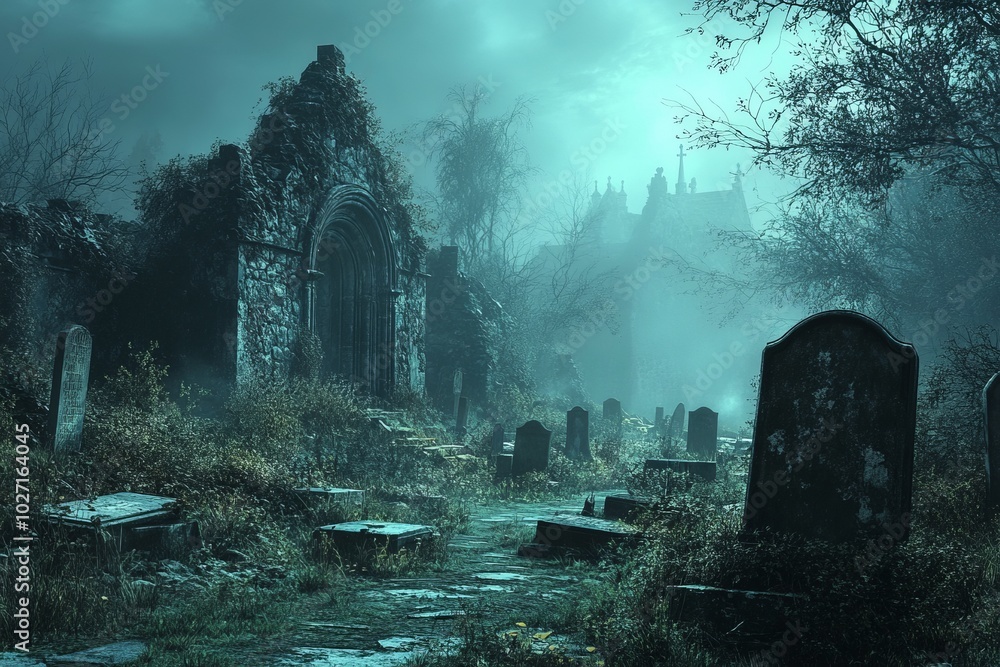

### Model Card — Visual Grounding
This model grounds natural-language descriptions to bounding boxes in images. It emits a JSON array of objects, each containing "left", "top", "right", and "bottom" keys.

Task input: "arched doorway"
[{"left": 304, "top": 186, "right": 398, "bottom": 397}]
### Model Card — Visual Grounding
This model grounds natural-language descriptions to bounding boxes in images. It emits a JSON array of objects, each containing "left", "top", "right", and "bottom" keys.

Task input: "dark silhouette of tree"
[
  {"left": 0, "top": 59, "right": 128, "bottom": 206},
  {"left": 422, "top": 85, "right": 532, "bottom": 271}
]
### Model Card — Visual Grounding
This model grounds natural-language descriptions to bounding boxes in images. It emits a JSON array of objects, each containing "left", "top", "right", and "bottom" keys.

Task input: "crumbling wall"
[{"left": 424, "top": 246, "right": 507, "bottom": 412}]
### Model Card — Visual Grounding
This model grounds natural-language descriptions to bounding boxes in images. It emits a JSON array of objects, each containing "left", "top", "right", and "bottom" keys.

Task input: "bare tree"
[
  {"left": 0, "top": 59, "right": 128, "bottom": 207},
  {"left": 422, "top": 85, "right": 533, "bottom": 271}
]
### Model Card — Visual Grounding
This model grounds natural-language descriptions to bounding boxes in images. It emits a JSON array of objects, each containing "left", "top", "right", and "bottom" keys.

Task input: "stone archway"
[{"left": 304, "top": 186, "right": 398, "bottom": 397}]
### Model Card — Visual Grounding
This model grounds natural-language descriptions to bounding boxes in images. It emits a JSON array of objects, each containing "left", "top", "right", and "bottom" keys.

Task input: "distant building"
[{"left": 530, "top": 146, "right": 751, "bottom": 414}]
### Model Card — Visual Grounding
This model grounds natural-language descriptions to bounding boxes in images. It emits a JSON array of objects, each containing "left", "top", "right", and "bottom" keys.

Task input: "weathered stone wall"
[
  {"left": 424, "top": 246, "right": 506, "bottom": 412},
  {"left": 0, "top": 201, "right": 129, "bottom": 376}
]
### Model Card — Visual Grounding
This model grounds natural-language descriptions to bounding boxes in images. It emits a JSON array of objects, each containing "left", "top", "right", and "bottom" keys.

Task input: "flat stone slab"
[
  {"left": 644, "top": 459, "right": 717, "bottom": 481},
  {"left": 0, "top": 653, "right": 46, "bottom": 666},
  {"left": 527, "top": 515, "right": 638, "bottom": 552},
  {"left": 43, "top": 493, "right": 176, "bottom": 529},
  {"left": 50, "top": 640, "right": 146, "bottom": 665},
  {"left": 314, "top": 522, "right": 435, "bottom": 554},
  {"left": 276, "top": 648, "right": 416, "bottom": 667},
  {"left": 668, "top": 584, "right": 808, "bottom": 649},
  {"left": 293, "top": 488, "right": 364, "bottom": 505},
  {"left": 603, "top": 493, "right": 652, "bottom": 521}
]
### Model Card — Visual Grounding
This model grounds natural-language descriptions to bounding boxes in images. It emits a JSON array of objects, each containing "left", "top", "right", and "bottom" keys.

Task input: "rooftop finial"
[
  {"left": 732, "top": 163, "right": 743, "bottom": 191},
  {"left": 676, "top": 144, "right": 687, "bottom": 195}
]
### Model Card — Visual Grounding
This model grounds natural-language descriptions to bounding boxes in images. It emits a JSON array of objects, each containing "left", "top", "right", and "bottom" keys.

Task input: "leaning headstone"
[
  {"left": 983, "top": 373, "right": 1000, "bottom": 513},
  {"left": 491, "top": 424, "right": 505, "bottom": 457},
  {"left": 687, "top": 406, "right": 719, "bottom": 459},
  {"left": 654, "top": 407, "right": 665, "bottom": 437},
  {"left": 47, "top": 325, "right": 92, "bottom": 455},
  {"left": 456, "top": 396, "right": 469, "bottom": 437},
  {"left": 511, "top": 420, "right": 552, "bottom": 476},
  {"left": 668, "top": 402, "right": 685, "bottom": 441},
  {"left": 565, "top": 406, "right": 591, "bottom": 461},
  {"left": 743, "top": 310, "right": 918, "bottom": 543}
]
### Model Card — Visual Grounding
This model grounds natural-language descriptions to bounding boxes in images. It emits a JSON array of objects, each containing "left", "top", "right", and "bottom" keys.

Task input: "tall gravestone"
[
  {"left": 511, "top": 420, "right": 552, "bottom": 476},
  {"left": 491, "top": 424, "right": 505, "bottom": 458},
  {"left": 687, "top": 407, "right": 719, "bottom": 460},
  {"left": 983, "top": 373, "right": 1000, "bottom": 514},
  {"left": 743, "top": 310, "right": 918, "bottom": 543},
  {"left": 654, "top": 407, "right": 665, "bottom": 437},
  {"left": 47, "top": 325, "right": 93, "bottom": 455},
  {"left": 603, "top": 398, "right": 622, "bottom": 436},
  {"left": 566, "top": 406, "right": 591, "bottom": 461}
]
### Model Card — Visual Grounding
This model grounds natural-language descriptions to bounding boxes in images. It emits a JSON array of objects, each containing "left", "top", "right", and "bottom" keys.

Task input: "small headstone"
[
  {"left": 654, "top": 406, "right": 665, "bottom": 436},
  {"left": 47, "top": 325, "right": 93, "bottom": 455},
  {"left": 456, "top": 396, "right": 469, "bottom": 437},
  {"left": 565, "top": 406, "right": 591, "bottom": 461},
  {"left": 511, "top": 420, "right": 552, "bottom": 476},
  {"left": 984, "top": 373, "right": 1000, "bottom": 513},
  {"left": 495, "top": 453, "right": 513, "bottom": 480},
  {"left": 603, "top": 398, "right": 623, "bottom": 436},
  {"left": 668, "top": 402, "right": 685, "bottom": 441},
  {"left": 491, "top": 424, "right": 505, "bottom": 457},
  {"left": 293, "top": 487, "right": 365, "bottom": 506},
  {"left": 686, "top": 406, "right": 719, "bottom": 459},
  {"left": 452, "top": 369, "right": 463, "bottom": 418},
  {"left": 743, "top": 310, "right": 918, "bottom": 543}
]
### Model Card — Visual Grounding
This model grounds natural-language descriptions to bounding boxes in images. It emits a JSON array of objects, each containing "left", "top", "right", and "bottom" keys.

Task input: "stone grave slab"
[
  {"left": 44, "top": 492, "right": 177, "bottom": 529},
  {"left": 123, "top": 522, "right": 201, "bottom": 557},
  {"left": 667, "top": 584, "right": 808, "bottom": 651},
  {"left": 47, "top": 325, "right": 92, "bottom": 455},
  {"left": 565, "top": 406, "right": 591, "bottom": 461},
  {"left": 519, "top": 515, "right": 638, "bottom": 557},
  {"left": 294, "top": 487, "right": 365, "bottom": 506},
  {"left": 644, "top": 459, "right": 717, "bottom": 481},
  {"left": 603, "top": 493, "right": 652, "bottom": 522},
  {"left": 984, "top": 372, "right": 1000, "bottom": 513},
  {"left": 686, "top": 406, "right": 719, "bottom": 459},
  {"left": 313, "top": 521, "right": 435, "bottom": 554},
  {"left": 743, "top": 310, "right": 917, "bottom": 543},
  {"left": 511, "top": 420, "right": 552, "bottom": 476},
  {"left": 50, "top": 640, "right": 146, "bottom": 665}
]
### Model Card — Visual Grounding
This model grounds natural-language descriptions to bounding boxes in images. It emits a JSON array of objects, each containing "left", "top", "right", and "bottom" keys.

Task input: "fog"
[{"left": 1, "top": 0, "right": 807, "bottom": 428}]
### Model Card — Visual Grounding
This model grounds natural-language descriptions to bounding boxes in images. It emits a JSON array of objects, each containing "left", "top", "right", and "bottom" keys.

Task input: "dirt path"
[{"left": 257, "top": 490, "right": 625, "bottom": 666}]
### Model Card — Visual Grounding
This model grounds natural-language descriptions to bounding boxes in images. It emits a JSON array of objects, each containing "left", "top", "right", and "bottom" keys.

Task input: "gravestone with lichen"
[{"left": 743, "top": 310, "right": 918, "bottom": 543}]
